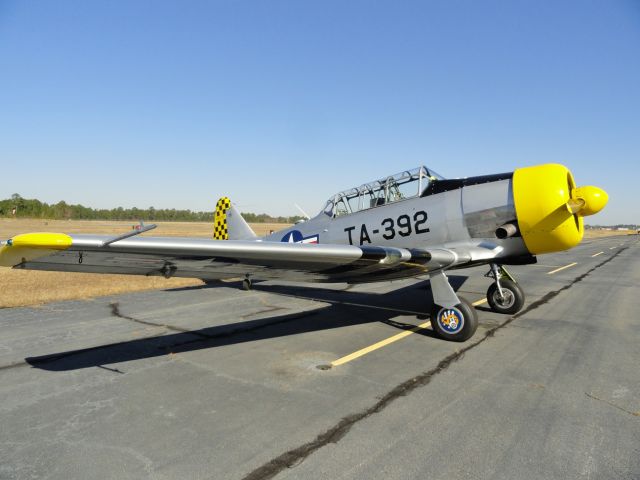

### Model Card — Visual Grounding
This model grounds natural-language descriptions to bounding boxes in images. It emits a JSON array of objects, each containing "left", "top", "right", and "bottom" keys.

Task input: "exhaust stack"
[{"left": 495, "top": 222, "right": 519, "bottom": 239}]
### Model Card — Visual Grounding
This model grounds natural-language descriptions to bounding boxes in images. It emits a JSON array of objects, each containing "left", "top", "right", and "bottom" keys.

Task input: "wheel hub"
[
  {"left": 494, "top": 289, "right": 515, "bottom": 308},
  {"left": 437, "top": 307, "right": 465, "bottom": 334}
]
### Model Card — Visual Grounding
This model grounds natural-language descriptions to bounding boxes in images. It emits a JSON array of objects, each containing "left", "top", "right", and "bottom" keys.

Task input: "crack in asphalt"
[
  {"left": 0, "top": 360, "right": 29, "bottom": 371},
  {"left": 110, "top": 302, "right": 210, "bottom": 337},
  {"left": 585, "top": 392, "right": 640, "bottom": 418},
  {"left": 97, "top": 365, "right": 125, "bottom": 374},
  {"left": 108, "top": 302, "right": 312, "bottom": 348},
  {"left": 241, "top": 306, "right": 287, "bottom": 319},
  {"left": 0, "top": 303, "right": 318, "bottom": 371},
  {"left": 160, "top": 310, "right": 321, "bottom": 351},
  {"left": 240, "top": 245, "right": 630, "bottom": 480},
  {"left": 0, "top": 304, "right": 209, "bottom": 370}
]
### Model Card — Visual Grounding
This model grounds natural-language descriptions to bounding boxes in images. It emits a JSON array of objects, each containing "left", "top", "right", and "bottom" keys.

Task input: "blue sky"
[{"left": 0, "top": 0, "right": 638, "bottom": 224}]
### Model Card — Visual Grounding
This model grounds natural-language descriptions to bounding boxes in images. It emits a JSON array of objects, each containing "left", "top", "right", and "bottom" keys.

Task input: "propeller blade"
[{"left": 567, "top": 198, "right": 586, "bottom": 214}]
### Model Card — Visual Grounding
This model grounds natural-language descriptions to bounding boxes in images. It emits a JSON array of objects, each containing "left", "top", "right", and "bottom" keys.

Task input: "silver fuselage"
[{"left": 265, "top": 175, "right": 529, "bottom": 263}]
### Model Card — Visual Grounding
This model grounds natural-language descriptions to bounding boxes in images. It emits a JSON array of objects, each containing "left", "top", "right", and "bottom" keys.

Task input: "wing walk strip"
[{"left": 330, "top": 298, "right": 488, "bottom": 367}]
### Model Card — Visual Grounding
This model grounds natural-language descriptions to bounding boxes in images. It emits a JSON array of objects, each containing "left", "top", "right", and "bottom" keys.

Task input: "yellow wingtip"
[
  {"left": 0, "top": 232, "right": 72, "bottom": 267},
  {"left": 9, "top": 232, "right": 73, "bottom": 249}
]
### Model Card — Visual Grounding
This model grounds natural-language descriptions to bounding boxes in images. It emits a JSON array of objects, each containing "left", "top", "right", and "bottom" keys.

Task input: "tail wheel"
[
  {"left": 486, "top": 279, "right": 525, "bottom": 314},
  {"left": 430, "top": 298, "right": 478, "bottom": 342}
]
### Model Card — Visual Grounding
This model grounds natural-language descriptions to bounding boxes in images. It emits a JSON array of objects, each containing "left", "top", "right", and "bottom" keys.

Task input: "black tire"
[
  {"left": 486, "top": 279, "right": 525, "bottom": 314},
  {"left": 430, "top": 297, "right": 478, "bottom": 342}
]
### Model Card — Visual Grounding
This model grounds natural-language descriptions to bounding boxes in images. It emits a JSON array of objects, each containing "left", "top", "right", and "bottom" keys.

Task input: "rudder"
[{"left": 213, "top": 197, "right": 257, "bottom": 240}]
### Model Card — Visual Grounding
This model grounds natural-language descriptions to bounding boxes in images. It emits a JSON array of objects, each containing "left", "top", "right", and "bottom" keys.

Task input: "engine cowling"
[{"left": 513, "top": 164, "right": 608, "bottom": 255}]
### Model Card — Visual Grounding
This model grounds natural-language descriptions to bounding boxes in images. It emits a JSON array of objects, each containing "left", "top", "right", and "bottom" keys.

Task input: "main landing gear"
[
  {"left": 428, "top": 264, "right": 526, "bottom": 342},
  {"left": 429, "top": 271, "right": 478, "bottom": 342},
  {"left": 485, "top": 264, "right": 525, "bottom": 315}
]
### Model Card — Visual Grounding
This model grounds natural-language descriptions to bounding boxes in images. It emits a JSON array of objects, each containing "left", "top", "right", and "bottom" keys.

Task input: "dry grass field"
[
  {"left": 0, "top": 219, "right": 289, "bottom": 308},
  {"left": 0, "top": 219, "right": 634, "bottom": 308},
  {"left": 584, "top": 228, "right": 636, "bottom": 238}
]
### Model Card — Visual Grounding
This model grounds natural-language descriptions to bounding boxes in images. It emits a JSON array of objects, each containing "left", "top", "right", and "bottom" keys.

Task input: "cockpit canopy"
[{"left": 321, "top": 166, "right": 444, "bottom": 217}]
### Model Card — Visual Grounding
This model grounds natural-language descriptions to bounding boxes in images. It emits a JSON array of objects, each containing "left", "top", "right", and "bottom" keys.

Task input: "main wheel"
[
  {"left": 430, "top": 298, "right": 478, "bottom": 342},
  {"left": 486, "top": 279, "right": 524, "bottom": 314}
]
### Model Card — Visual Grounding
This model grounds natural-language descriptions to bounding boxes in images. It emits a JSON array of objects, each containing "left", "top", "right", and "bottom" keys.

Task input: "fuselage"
[
  {"left": 264, "top": 163, "right": 608, "bottom": 265},
  {"left": 264, "top": 172, "right": 530, "bottom": 262}
]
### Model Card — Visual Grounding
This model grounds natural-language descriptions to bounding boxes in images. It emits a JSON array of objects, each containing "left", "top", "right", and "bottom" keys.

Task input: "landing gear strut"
[
  {"left": 486, "top": 264, "right": 525, "bottom": 314},
  {"left": 429, "top": 271, "right": 478, "bottom": 342},
  {"left": 242, "top": 276, "right": 253, "bottom": 291}
]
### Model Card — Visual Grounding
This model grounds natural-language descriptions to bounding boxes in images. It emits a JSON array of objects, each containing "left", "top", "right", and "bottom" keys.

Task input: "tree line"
[
  {"left": 587, "top": 224, "right": 638, "bottom": 230},
  {"left": 0, "top": 194, "right": 304, "bottom": 224}
]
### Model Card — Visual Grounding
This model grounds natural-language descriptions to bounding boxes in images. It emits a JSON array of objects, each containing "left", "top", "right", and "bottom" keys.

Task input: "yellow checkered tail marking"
[{"left": 213, "top": 197, "right": 231, "bottom": 240}]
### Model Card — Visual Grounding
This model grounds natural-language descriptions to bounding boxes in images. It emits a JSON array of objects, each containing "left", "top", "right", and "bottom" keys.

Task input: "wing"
[{"left": 0, "top": 232, "right": 486, "bottom": 283}]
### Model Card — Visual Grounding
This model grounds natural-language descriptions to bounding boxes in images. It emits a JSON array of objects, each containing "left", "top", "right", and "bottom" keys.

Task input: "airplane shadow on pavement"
[{"left": 25, "top": 276, "right": 470, "bottom": 372}]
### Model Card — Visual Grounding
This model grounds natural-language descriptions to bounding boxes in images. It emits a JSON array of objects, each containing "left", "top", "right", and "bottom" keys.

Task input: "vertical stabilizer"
[{"left": 213, "top": 197, "right": 257, "bottom": 240}]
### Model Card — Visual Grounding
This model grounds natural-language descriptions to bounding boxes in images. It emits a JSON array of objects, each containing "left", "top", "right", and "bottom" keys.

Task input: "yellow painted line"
[
  {"left": 330, "top": 298, "right": 487, "bottom": 367},
  {"left": 331, "top": 320, "right": 432, "bottom": 367},
  {"left": 547, "top": 262, "right": 577, "bottom": 275},
  {"left": 591, "top": 251, "right": 604, "bottom": 257},
  {"left": 609, "top": 247, "right": 616, "bottom": 250}
]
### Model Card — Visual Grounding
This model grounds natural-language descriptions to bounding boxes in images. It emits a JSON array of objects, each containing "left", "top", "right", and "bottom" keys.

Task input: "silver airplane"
[{"left": 0, "top": 163, "right": 607, "bottom": 342}]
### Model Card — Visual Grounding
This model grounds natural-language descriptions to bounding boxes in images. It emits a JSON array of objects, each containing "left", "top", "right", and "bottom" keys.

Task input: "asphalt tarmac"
[{"left": 1, "top": 235, "right": 638, "bottom": 480}]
